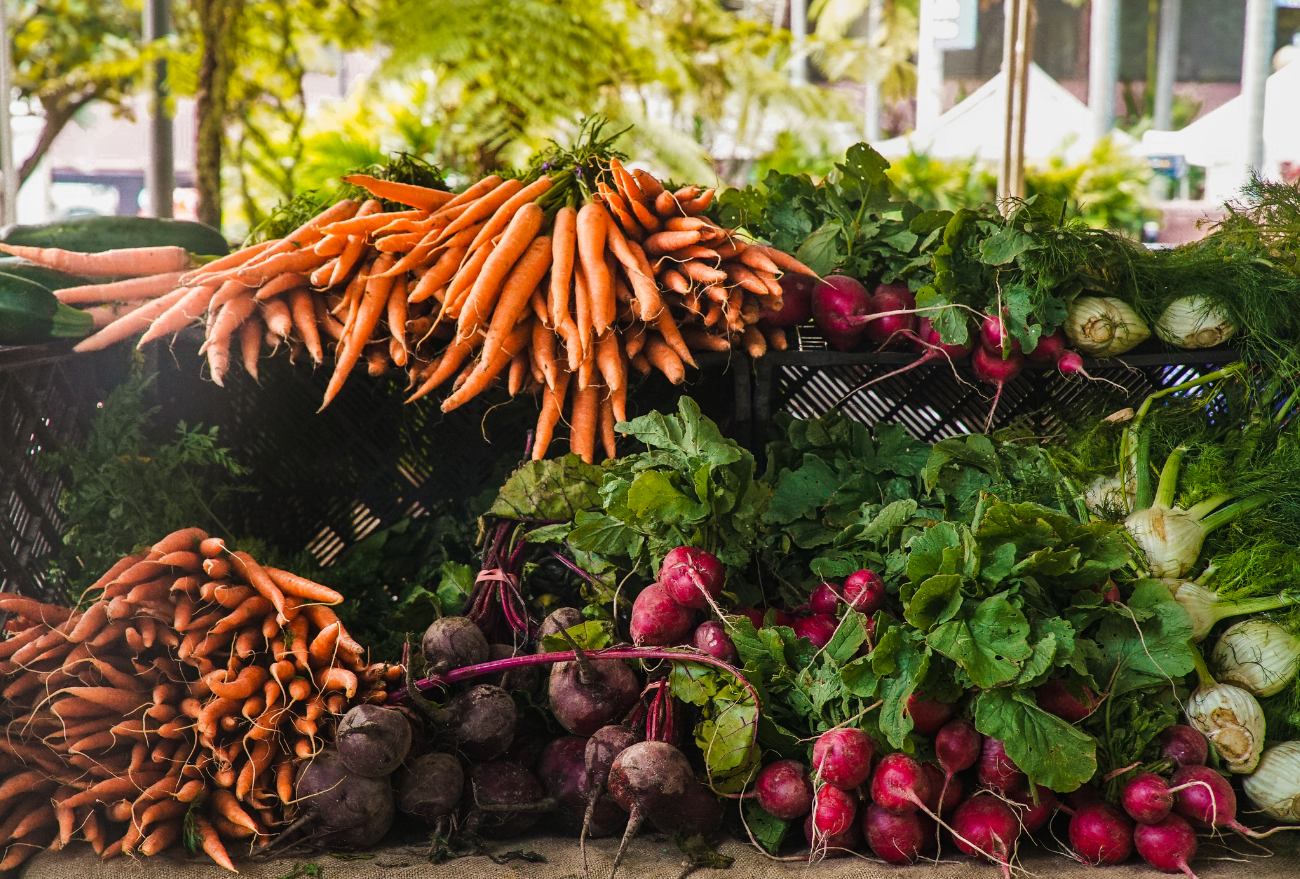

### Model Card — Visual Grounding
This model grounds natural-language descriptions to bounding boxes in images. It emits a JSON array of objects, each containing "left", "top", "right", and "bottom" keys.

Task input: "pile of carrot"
[
  {"left": 22, "top": 160, "right": 815, "bottom": 463},
  {"left": 0, "top": 527, "right": 396, "bottom": 871}
]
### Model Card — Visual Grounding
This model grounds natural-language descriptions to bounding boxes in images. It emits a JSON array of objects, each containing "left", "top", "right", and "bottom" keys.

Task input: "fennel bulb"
[
  {"left": 1154, "top": 296, "right": 1235, "bottom": 350},
  {"left": 1064, "top": 297, "right": 1151, "bottom": 357},
  {"left": 1186, "top": 650, "right": 1265, "bottom": 773},
  {"left": 1244, "top": 742, "right": 1300, "bottom": 823},
  {"left": 1160, "top": 579, "right": 1297, "bottom": 642},
  {"left": 1210, "top": 619, "right": 1300, "bottom": 697}
]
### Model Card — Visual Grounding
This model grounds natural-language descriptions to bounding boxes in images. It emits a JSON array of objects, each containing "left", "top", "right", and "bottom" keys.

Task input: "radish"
[
  {"left": 808, "top": 782, "right": 859, "bottom": 838},
  {"left": 808, "top": 582, "right": 843, "bottom": 616},
  {"left": 1134, "top": 814, "right": 1200, "bottom": 877},
  {"left": 1160, "top": 725, "right": 1209, "bottom": 768},
  {"left": 735, "top": 606, "right": 794, "bottom": 630},
  {"left": 756, "top": 759, "right": 815, "bottom": 819},
  {"left": 869, "top": 752, "right": 933, "bottom": 815},
  {"left": 980, "top": 312, "right": 1022, "bottom": 354},
  {"left": 547, "top": 646, "right": 640, "bottom": 737},
  {"left": 1122, "top": 772, "right": 1175, "bottom": 824},
  {"left": 952, "top": 794, "right": 1020, "bottom": 879},
  {"left": 1026, "top": 329, "right": 1065, "bottom": 362},
  {"left": 1007, "top": 785, "right": 1058, "bottom": 833},
  {"left": 977, "top": 737, "right": 1025, "bottom": 794},
  {"left": 1034, "top": 679, "right": 1097, "bottom": 723},
  {"left": 971, "top": 344, "right": 1025, "bottom": 431},
  {"left": 607, "top": 741, "right": 697, "bottom": 877},
  {"left": 803, "top": 793, "right": 862, "bottom": 857},
  {"left": 762, "top": 273, "right": 816, "bottom": 327},
  {"left": 691, "top": 621, "right": 738, "bottom": 663},
  {"left": 658, "top": 546, "right": 725, "bottom": 610},
  {"left": 812, "top": 727, "right": 875, "bottom": 790},
  {"left": 836, "top": 316, "right": 971, "bottom": 409},
  {"left": 811, "top": 275, "right": 873, "bottom": 351},
  {"left": 1168, "top": 764, "right": 1295, "bottom": 838},
  {"left": 793, "top": 614, "right": 838, "bottom": 648},
  {"left": 864, "top": 283, "right": 917, "bottom": 349},
  {"left": 936, "top": 719, "right": 982, "bottom": 779},
  {"left": 1069, "top": 801, "right": 1135, "bottom": 864},
  {"left": 629, "top": 582, "right": 694, "bottom": 646},
  {"left": 842, "top": 569, "right": 886, "bottom": 615},
  {"left": 863, "top": 803, "right": 936, "bottom": 864},
  {"left": 904, "top": 694, "right": 953, "bottom": 735},
  {"left": 1064, "top": 783, "right": 1102, "bottom": 813},
  {"left": 921, "top": 761, "right": 963, "bottom": 816}
]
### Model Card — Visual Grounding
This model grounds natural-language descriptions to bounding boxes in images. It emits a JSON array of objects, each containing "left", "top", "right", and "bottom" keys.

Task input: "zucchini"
[
  {"left": 0, "top": 216, "right": 230, "bottom": 257},
  {"left": 0, "top": 272, "right": 94, "bottom": 346},
  {"left": 0, "top": 257, "right": 92, "bottom": 291}
]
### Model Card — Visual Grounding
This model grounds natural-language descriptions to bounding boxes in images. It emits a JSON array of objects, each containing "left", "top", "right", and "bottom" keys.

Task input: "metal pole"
[
  {"left": 144, "top": 0, "right": 173, "bottom": 218},
  {"left": 1089, "top": 0, "right": 1120, "bottom": 141},
  {"left": 1152, "top": 0, "right": 1180, "bottom": 131},
  {"left": 789, "top": 0, "right": 807, "bottom": 85},
  {"left": 1240, "top": 0, "right": 1275, "bottom": 175},
  {"left": 915, "top": 0, "right": 944, "bottom": 132},
  {"left": 0, "top": 0, "right": 16, "bottom": 225},
  {"left": 998, "top": 0, "right": 1022, "bottom": 203},
  {"left": 1011, "top": 0, "right": 1036, "bottom": 200},
  {"left": 863, "top": 0, "right": 882, "bottom": 142}
]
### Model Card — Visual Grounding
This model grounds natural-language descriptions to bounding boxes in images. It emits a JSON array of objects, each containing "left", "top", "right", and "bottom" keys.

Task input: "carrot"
[
  {"left": 440, "top": 319, "right": 533, "bottom": 413},
  {"left": 246, "top": 569, "right": 337, "bottom": 608},
  {"left": 628, "top": 195, "right": 662, "bottom": 234},
  {"left": 595, "top": 330, "right": 626, "bottom": 392},
  {"left": 608, "top": 158, "right": 644, "bottom": 204},
  {"left": 605, "top": 221, "right": 663, "bottom": 320},
  {"left": 374, "top": 230, "right": 425, "bottom": 253},
  {"left": 455, "top": 203, "right": 545, "bottom": 340},
  {"left": 55, "top": 271, "right": 186, "bottom": 306},
  {"left": 434, "top": 178, "right": 524, "bottom": 245},
  {"left": 153, "top": 526, "right": 208, "bottom": 556},
  {"left": 387, "top": 276, "right": 409, "bottom": 367},
  {"left": 570, "top": 382, "right": 600, "bottom": 464},
  {"left": 656, "top": 309, "right": 698, "bottom": 368},
  {"left": 140, "top": 821, "right": 180, "bottom": 856},
  {"left": 73, "top": 285, "right": 189, "bottom": 352},
  {"left": 211, "top": 598, "right": 273, "bottom": 636},
  {"left": 654, "top": 189, "right": 680, "bottom": 216},
  {"left": 470, "top": 236, "right": 551, "bottom": 365},
  {"left": 0, "top": 595, "right": 71, "bottom": 625},
  {"left": 751, "top": 244, "right": 818, "bottom": 277},
  {"left": 602, "top": 190, "right": 643, "bottom": 240},
  {"left": 203, "top": 294, "right": 256, "bottom": 387},
  {"left": 681, "top": 326, "right": 731, "bottom": 352},
  {"left": 285, "top": 288, "right": 323, "bottom": 363},
  {"left": 645, "top": 230, "right": 702, "bottom": 255},
  {"left": 532, "top": 319, "right": 558, "bottom": 390},
  {"left": 298, "top": 605, "right": 364, "bottom": 654},
  {"left": 598, "top": 393, "right": 617, "bottom": 460},
  {"left": 58, "top": 685, "right": 148, "bottom": 714},
  {"left": 507, "top": 351, "right": 528, "bottom": 395},
  {"left": 440, "top": 174, "right": 504, "bottom": 212},
  {"left": 680, "top": 260, "right": 728, "bottom": 286},
  {"left": 194, "top": 814, "right": 237, "bottom": 872},
  {"left": 253, "top": 270, "right": 309, "bottom": 301},
  {"left": 320, "top": 252, "right": 397, "bottom": 409},
  {"left": 319, "top": 205, "right": 413, "bottom": 238},
  {"left": 408, "top": 246, "right": 466, "bottom": 303},
  {"left": 340, "top": 174, "right": 454, "bottom": 211},
  {"left": 58, "top": 775, "right": 155, "bottom": 811},
  {"left": 0, "top": 243, "right": 190, "bottom": 278},
  {"left": 288, "top": 676, "right": 312, "bottom": 703},
  {"left": 466, "top": 176, "right": 553, "bottom": 253},
  {"left": 308, "top": 622, "right": 342, "bottom": 667},
  {"left": 440, "top": 238, "right": 496, "bottom": 320},
  {"left": 572, "top": 265, "right": 592, "bottom": 369},
  {"left": 226, "top": 551, "right": 292, "bottom": 624},
  {"left": 261, "top": 295, "right": 294, "bottom": 342},
  {"left": 406, "top": 336, "right": 473, "bottom": 402},
  {"left": 315, "top": 667, "right": 358, "bottom": 698},
  {"left": 576, "top": 203, "right": 613, "bottom": 334},
  {"left": 644, "top": 335, "right": 686, "bottom": 384},
  {"left": 193, "top": 200, "right": 358, "bottom": 286},
  {"left": 681, "top": 189, "right": 716, "bottom": 215}
]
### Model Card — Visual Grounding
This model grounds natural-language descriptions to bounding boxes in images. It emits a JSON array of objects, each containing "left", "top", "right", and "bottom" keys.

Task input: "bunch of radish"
[{"left": 629, "top": 546, "right": 726, "bottom": 647}]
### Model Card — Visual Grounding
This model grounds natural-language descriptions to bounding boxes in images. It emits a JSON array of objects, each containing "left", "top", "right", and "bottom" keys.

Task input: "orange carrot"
[
  {"left": 320, "top": 203, "right": 410, "bottom": 238},
  {"left": 440, "top": 175, "right": 503, "bottom": 212},
  {"left": 406, "top": 335, "right": 476, "bottom": 402},
  {"left": 434, "top": 178, "right": 523, "bottom": 245},
  {"left": 644, "top": 335, "right": 686, "bottom": 383},
  {"left": 645, "top": 230, "right": 702, "bottom": 255},
  {"left": 656, "top": 309, "right": 698, "bottom": 368},
  {"left": 191, "top": 200, "right": 358, "bottom": 286},
  {"left": 598, "top": 393, "right": 617, "bottom": 460},
  {"left": 226, "top": 551, "right": 292, "bottom": 624},
  {"left": 633, "top": 168, "right": 665, "bottom": 200},
  {"left": 203, "top": 292, "right": 257, "bottom": 387},
  {"left": 595, "top": 330, "right": 626, "bottom": 392},
  {"left": 508, "top": 351, "right": 528, "bottom": 395},
  {"left": 0, "top": 243, "right": 190, "bottom": 278},
  {"left": 604, "top": 220, "right": 663, "bottom": 320},
  {"left": 263, "top": 567, "right": 344, "bottom": 604},
  {"left": 340, "top": 175, "right": 454, "bottom": 211},
  {"left": 320, "top": 252, "right": 397, "bottom": 409},
  {"left": 56, "top": 271, "right": 186, "bottom": 305},
  {"left": 681, "top": 189, "right": 716, "bottom": 215},
  {"left": 315, "top": 667, "right": 358, "bottom": 697},
  {"left": 532, "top": 365, "right": 571, "bottom": 460},
  {"left": 194, "top": 814, "right": 237, "bottom": 872},
  {"left": 387, "top": 275, "right": 409, "bottom": 367},
  {"left": 408, "top": 246, "right": 466, "bottom": 303},
  {"left": 466, "top": 176, "right": 554, "bottom": 253},
  {"left": 572, "top": 266, "right": 592, "bottom": 368},
  {"left": 260, "top": 293, "right": 294, "bottom": 340},
  {"left": 239, "top": 313, "right": 263, "bottom": 379},
  {"left": 751, "top": 244, "right": 818, "bottom": 277},
  {"left": 601, "top": 190, "right": 643, "bottom": 241},
  {"left": 180, "top": 240, "right": 273, "bottom": 281},
  {"left": 440, "top": 237, "right": 496, "bottom": 320},
  {"left": 576, "top": 203, "right": 613, "bottom": 334},
  {"left": 570, "top": 382, "right": 600, "bottom": 464},
  {"left": 440, "top": 318, "right": 533, "bottom": 413},
  {"left": 253, "top": 270, "right": 309, "bottom": 301},
  {"left": 455, "top": 203, "right": 545, "bottom": 340},
  {"left": 314, "top": 234, "right": 348, "bottom": 257},
  {"left": 470, "top": 236, "right": 552, "bottom": 369},
  {"left": 532, "top": 319, "right": 558, "bottom": 389},
  {"left": 73, "top": 286, "right": 189, "bottom": 352},
  {"left": 743, "top": 323, "right": 767, "bottom": 358}
]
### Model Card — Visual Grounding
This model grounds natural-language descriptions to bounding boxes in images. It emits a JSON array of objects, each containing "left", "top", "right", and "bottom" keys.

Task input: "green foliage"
[{"left": 1026, "top": 138, "right": 1157, "bottom": 238}]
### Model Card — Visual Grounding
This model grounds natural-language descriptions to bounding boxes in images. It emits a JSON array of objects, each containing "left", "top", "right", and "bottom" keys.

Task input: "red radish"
[
  {"left": 1168, "top": 764, "right": 1292, "bottom": 838},
  {"left": 735, "top": 607, "right": 794, "bottom": 629},
  {"left": 629, "top": 583, "right": 694, "bottom": 646},
  {"left": 808, "top": 582, "right": 842, "bottom": 616},
  {"left": 812, "top": 727, "right": 875, "bottom": 790},
  {"left": 864, "top": 283, "right": 917, "bottom": 348},
  {"left": 1008, "top": 785, "right": 1058, "bottom": 833},
  {"left": 1134, "top": 814, "right": 1200, "bottom": 877},
  {"left": 762, "top": 273, "right": 816, "bottom": 327},
  {"left": 952, "top": 794, "right": 1020, "bottom": 879},
  {"left": 691, "top": 621, "right": 738, "bottom": 664},
  {"left": 658, "top": 547, "right": 724, "bottom": 610},
  {"left": 1069, "top": 801, "right": 1135, "bottom": 864},
  {"left": 980, "top": 312, "right": 1022, "bottom": 354},
  {"left": 756, "top": 759, "right": 815, "bottom": 820},
  {"left": 905, "top": 694, "right": 953, "bottom": 735},
  {"left": 1160, "top": 725, "right": 1208, "bottom": 768},
  {"left": 921, "top": 761, "right": 963, "bottom": 815},
  {"left": 869, "top": 752, "right": 933, "bottom": 816},
  {"left": 842, "top": 569, "right": 886, "bottom": 615},
  {"left": 809, "top": 782, "right": 859, "bottom": 836},
  {"left": 1122, "top": 772, "right": 1175, "bottom": 825},
  {"left": 803, "top": 795, "right": 862, "bottom": 857},
  {"left": 971, "top": 344, "right": 1025, "bottom": 431},
  {"left": 839, "top": 316, "right": 971, "bottom": 407},
  {"left": 977, "top": 737, "right": 1025, "bottom": 794},
  {"left": 793, "top": 614, "right": 838, "bottom": 648},
  {"left": 811, "top": 275, "right": 873, "bottom": 351},
  {"left": 1064, "top": 783, "right": 1102, "bottom": 813},
  {"left": 1034, "top": 679, "right": 1097, "bottom": 723},
  {"left": 936, "top": 719, "right": 982, "bottom": 777},
  {"left": 863, "top": 803, "right": 936, "bottom": 864},
  {"left": 1026, "top": 329, "right": 1066, "bottom": 362}
]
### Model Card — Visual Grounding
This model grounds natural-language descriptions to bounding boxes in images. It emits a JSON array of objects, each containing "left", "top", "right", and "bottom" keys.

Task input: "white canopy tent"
[
  {"left": 873, "top": 63, "right": 1137, "bottom": 164},
  {"left": 1141, "top": 61, "right": 1300, "bottom": 203}
]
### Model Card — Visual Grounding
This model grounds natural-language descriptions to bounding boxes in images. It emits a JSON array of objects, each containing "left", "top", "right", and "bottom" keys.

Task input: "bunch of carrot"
[
  {"left": 0, "top": 527, "right": 396, "bottom": 871},
  {"left": 28, "top": 160, "right": 815, "bottom": 463}
]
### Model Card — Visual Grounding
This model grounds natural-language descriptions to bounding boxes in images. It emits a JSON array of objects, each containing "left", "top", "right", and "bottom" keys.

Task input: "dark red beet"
[
  {"left": 812, "top": 275, "right": 873, "bottom": 350},
  {"left": 762, "top": 273, "right": 816, "bottom": 327},
  {"left": 977, "top": 737, "right": 1025, "bottom": 794},
  {"left": 841, "top": 569, "right": 886, "bottom": 615},
  {"left": 648, "top": 782, "right": 723, "bottom": 837},
  {"left": 793, "top": 614, "right": 838, "bottom": 648},
  {"left": 585, "top": 726, "right": 640, "bottom": 792},
  {"left": 537, "top": 607, "right": 584, "bottom": 653},
  {"left": 1134, "top": 814, "right": 1200, "bottom": 877},
  {"left": 467, "top": 761, "right": 547, "bottom": 839},
  {"left": 658, "top": 547, "right": 725, "bottom": 610},
  {"left": 905, "top": 694, "right": 954, "bottom": 735},
  {"left": 398, "top": 753, "right": 463, "bottom": 822},
  {"left": 1160, "top": 725, "right": 1209, "bottom": 768},
  {"left": 1122, "top": 772, "right": 1175, "bottom": 825},
  {"left": 1034, "top": 679, "right": 1096, "bottom": 724},
  {"left": 812, "top": 727, "right": 875, "bottom": 790},
  {"left": 548, "top": 658, "right": 640, "bottom": 737},
  {"left": 629, "top": 582, "right": 695, "bottom": 646},
  {"left": 808, "top": 582, "right": 843, "bottom": 616},
  {"left": 606, "top": 741, "right": 697, "bottom": 878},
  {"left": 864, "top": 803, "right": 936, "bottom": 864},
  {"left": 1007, "top": 785, "right": 1059, "bottom": 833},
  {"left": 756, "top": 759, "right": 815, "bottom": 820},
  {"left": 692, "top": 621, "right": 739, "bottom": 664},
  {"left": 1069, "top": 801, "right": 1135, "bottom": 865},
  {"left": 447, "top": 684, "right": 517, "bottom": 761},
  {"left": 538, "top": 736, "right": 594, "bottom": 834}
]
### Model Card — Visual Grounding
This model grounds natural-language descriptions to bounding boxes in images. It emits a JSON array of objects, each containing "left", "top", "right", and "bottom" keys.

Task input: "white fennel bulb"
[
  {"left": 1064, "top": 297, "right": 1151, "bottom": 357},
  {"left": 1125, "top": 506, "right": 1207, "bottom": 578},
  {"left": 1185, "top": 679, "right": 1265, "bottom": 773},
  {"left": 1244, "top": 742, "right": 1300, "bottom": 823},
  {"left": 1155, "top": 296, "right": 1236, "bottom": 349},
  {"left": 1210, "top": 619, "right": 1300, "bottom": 697},
  {"left": 1160, "top": 579, "right": 1296, "bottom": 642}
]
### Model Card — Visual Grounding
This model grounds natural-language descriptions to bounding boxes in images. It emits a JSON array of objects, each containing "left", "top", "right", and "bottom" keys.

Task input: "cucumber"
[
  {"left": 0, "top": 258, "right": 93, "bottom": 291},
  {"left": 0, "top": 216, "right": 230, "bottom": 257},
  {"left": 0, "top": 272, "right": 94, "bottom": 345}
]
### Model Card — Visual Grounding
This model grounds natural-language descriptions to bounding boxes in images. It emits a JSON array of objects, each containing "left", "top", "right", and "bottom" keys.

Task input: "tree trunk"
[
  {"left": 18, "top": 97, "right": 83, "bottom": 186},
  {"left": 195, "top": 0, "right": 242, "bottom": 230}
]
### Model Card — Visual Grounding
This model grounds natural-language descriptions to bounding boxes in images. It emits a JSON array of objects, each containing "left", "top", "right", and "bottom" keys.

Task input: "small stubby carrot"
[
  {"left": 341, "top": 174, "right": 454, "bottom": 211},
  {"left": 315, "top": 666, "right": 358, "bottom": 698},
  {"left": 576, "top": 203, "right": 613, "bottom": 334},
  {"left": 507, "top": 352, "right": 528, "bottom": 395},
  {"left": 0, "top": 243, "right": 191, "bottom": 278},
  {"left": 643, "top": 335, "right": 686, "bottom": 384},
  {"left": 74, "top": 285, "right": 190, "bottom": 353},
  {"left": 569, "top": 382, "right": 600, "bottom": 464},
  {"left": 263, "top": 567, "right": 343, "bottom": 605},
  {"left": 743, "top": 323, "right": 768, "bottom": 358}
]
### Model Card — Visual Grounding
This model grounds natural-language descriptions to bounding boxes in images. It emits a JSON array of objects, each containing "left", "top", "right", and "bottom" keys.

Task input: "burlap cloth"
[{"left": 22, "top": 829, "right": 1300, "bottom": 879}]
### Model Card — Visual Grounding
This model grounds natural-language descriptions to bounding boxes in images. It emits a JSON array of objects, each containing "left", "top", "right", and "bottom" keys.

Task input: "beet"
[
  {"left": 812, "top": 727, "right": 875, "bottom": 790},
  {"left": 977, "top": 737, "right": 1025, "bottom": 793},
  {"left": 841, "top": 569, "right": 886, "bottom": 615},
  {"left": 793, "top": 614, "right": 838, "bottom": 648},
  {"left": 336, "top": 704, "right": 413, "bottom": 777},
  {"left": 658, "top": 546, "right": 725, "bottom": 610},
  {"left": 446, "top": 684, "right": 516, "bottom": 761},
  {"left": 864, "top": 802, "right": 936, "bottom": 864},
  {"left": 1160, "top": 725, "right": 1209, "bottom": 768},
  {"left": 629, "top": 582, "right": 695, "bottom": 646},
  {"left": 649, "top": 782, "right": 723, "bottom": 837},
  {"left": 607, "top": 741, "right": 698, "bottom": 877},
  {"left": 398, "top": 753, "right": 464, "bottom": 822},
  {"left": 296, "top": 749, "right": 395, "bottom": 849},
  {"left": 481, "top": 643, "right": 542, "bottom": 693},
  {"left": 1034, "top": 678, "right": 1096, "bottom": 723},
  {"left": 539, "top": 736, "right": 599, "bottom": 835},
  {"left": 422, "top": 616, "right": 489, "bottom": 675},
  {"left": 1007, "top": 785, "right": 1058, "bottom": 833},
  {"left": 537, "top": 607, "right": 585, "bottom": 652},
  {"left": 756, "top": 759, "right": 815, "bottom": 820},
  {"left": 548, "top": 657, "right": 640, "bottom": 737},
  {"left": 1122, "top": 772, "right": 1175, "bottom": 825},
  {"left": 1069, "top": 801, "right": 1135, "bottom": 865},
  {"left": 692, "top": 621, "right": 739, "bottom": 664},
  {"left": 811, "top": 275, "right": 872, "bottom": 351},
  {"left": 763, "top": 273, "right": 816, "bottom": 326},
  {"left": 905, "top": 694, "right": 954, "bottom": 735},
  {"left": 467, "top": 760, "right": 548, "bottom": 839},
  {"left": 1133, "top": 814, "right": 1199, "bottom": 877}
]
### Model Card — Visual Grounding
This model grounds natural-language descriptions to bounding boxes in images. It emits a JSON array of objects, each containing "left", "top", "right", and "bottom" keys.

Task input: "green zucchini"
[
  {"left": 0, "top": 258, "right": 92, "bottom": 291},
  {"left": 0, "top": 272, "right": 94, "bottom": 345},
  {"left": 0, "top": 216, "right": 230, "bottom": 257}
]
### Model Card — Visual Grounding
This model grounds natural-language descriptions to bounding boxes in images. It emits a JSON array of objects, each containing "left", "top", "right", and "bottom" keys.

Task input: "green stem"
[
  {"left": 1215, "top": 593, "right": 1298, "bottom": 620},
  {"left": 1200, "top": 493, "right": 1270, "bottom": 533},
  {"left": 1134, "top": 429, "right": 1154, "bottom": 512},
  {"left": 1153, "top": 447, "right": 1186, "bottom": 509},
  {"left": 1187, "top": 493, "right": 1232, "bottom": 521},
  {"left": 1189, "top": 644, "right": 1216, "bottom": 691}
]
